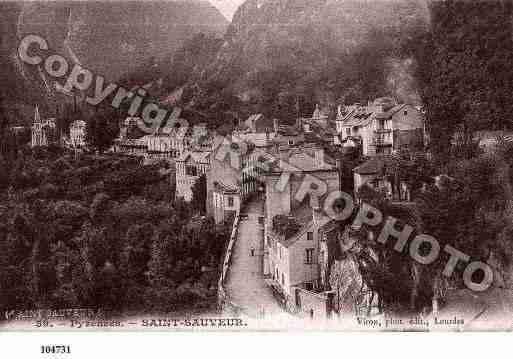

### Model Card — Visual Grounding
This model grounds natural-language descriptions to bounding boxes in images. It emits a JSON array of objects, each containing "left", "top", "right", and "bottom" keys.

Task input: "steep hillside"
[
  {"left": 1, "top": 1, "right": 228, "bottom": 124},
  {"left": 16, "top": 1, "right": 228, "bottom": 81},
  {"left": 177, "top": 0, "right": 430, "bottom": 124}
]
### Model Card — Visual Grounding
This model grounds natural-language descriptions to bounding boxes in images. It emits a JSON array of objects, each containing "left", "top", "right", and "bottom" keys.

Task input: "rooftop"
[
  {"left": 353, "top": 155, "right": 392, "bottom": 175},
  {"left": 177, "top": 150, "right": 211, "bottom": 163}
]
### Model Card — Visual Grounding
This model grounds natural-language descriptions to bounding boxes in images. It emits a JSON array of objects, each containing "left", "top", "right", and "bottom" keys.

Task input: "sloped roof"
[
  {"left": 353, "top": 155, "right": 391, "bottom": 175},
  {"left": 118, "top": 137, "right": 148, "bottom": 148},
  {"left": 341, "top": 111, "right": 373, "bottom": 128},
  {"left": 374, "top": 104, "right": 408, "bottom": 119},
  {"left": 279, "top": 208, "right": 336, "bottom": 248},
  {"left": 177, "top": 150, "right": 211, "bottom": 163},
  {"left": 71, "top": 120, "right": 86, "bottom": 128},
  {"left": 214, "top": 180, "right": 239, "bottom": 194},
  {"left": 267, "top": 148, "right": 336, "bottom": 173},
  {"left": 276, "top": 124, "right": 301, "bottom": 136}
]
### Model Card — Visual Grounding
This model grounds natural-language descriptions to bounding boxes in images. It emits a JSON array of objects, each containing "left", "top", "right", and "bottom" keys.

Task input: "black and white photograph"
[{"left": 1, "top": 0, "right": 513, "bottom": 342}]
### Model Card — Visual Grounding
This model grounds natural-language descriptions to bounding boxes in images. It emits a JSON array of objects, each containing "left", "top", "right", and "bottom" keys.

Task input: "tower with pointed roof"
[{"left": 31, "top": 105, "right": 48, "bottom": 147}]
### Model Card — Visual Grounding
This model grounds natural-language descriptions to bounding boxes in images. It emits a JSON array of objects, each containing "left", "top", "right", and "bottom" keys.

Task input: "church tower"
[{"left": 31, "top": 105, "right": 47, "bottom": 147}]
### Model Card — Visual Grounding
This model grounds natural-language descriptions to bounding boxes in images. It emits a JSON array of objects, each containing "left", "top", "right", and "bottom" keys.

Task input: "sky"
[{"left": 208, "top": 0, "right": 245, "bottom": 20}]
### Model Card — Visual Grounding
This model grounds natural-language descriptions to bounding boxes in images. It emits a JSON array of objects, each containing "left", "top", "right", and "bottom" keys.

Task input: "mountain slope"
[
  {"left": 176, "top": 0, "right": 430, "bottom": 124},
  {"left": 16, "top": 1, "right": 228, "bottom": 81},
  {"left": 1, "top": 1, "right": 228, "bottom": 125}
]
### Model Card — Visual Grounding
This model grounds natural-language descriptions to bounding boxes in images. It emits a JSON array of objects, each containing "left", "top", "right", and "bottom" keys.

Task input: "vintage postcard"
[{"left": 1, "top": 0, "right": 513, "bottom": 335}]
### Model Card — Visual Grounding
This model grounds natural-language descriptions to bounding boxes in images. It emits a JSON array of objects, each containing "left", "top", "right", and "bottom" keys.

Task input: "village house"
[
  {"left": 206, "top": 137, "right": 264, "bottom": 224},
  {"left": 189, "top": 123, "right": 214, "bottom": 152},
  {"left": 69, "top": 120, "right": 87, "bottom": 148},
  {"left": 336, "top": 98, "right": 425, "bottom": 156},
  {"left": 231, "top": 113, "right": 276, "bottom": 150},
  {"left": 273, "top": 119, "right": 306, "bottom": 147},
  {"left": 299, "top": 104, "right": 337, "bottom": 146},
  {"left": 118, "top": 117, "right": 142, "bottom": 140},
  {"left": 112, "top": 137, "right": 149, "bottom": 157},
  {"left": 112, "top": 117, "right": 149, "bottom": 155},
  {"left": 451, "top": 129, "right": 513, "bottom": 154},
  {"left": 145, "top": 114, "right": 187, "bottom": 163},
  {"left": 175, "top": 150, "right": 211, "bottom": 202},
  {"left": 262, "top": 145, "right": 340, "bottom": 314},
  {"left": 353, "top": 155, "right": 394, "bottom": 199},
  {"left": 267, "top": 203, "right": 337, "bottom": 318},
  {"left": 352, "top": 153, "right": 435, "bottom": 203}
]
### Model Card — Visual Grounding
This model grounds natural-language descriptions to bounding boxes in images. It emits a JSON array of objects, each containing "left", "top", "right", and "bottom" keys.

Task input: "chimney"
[
  {"left": 296, "top": 116, "right": 302, "bottom": 129},
  {"left": 312, "top": 194, "right": 323, "bottom": 228},
  {"left": 273, "top": 118, "right": 279, "bottom": 135},
  {"left": 314, "top": 147, "right": 325, "bottom": 169}
]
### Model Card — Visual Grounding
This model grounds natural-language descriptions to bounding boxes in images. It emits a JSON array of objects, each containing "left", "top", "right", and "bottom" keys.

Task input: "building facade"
[
  {"left": 262, "top": 146, "right": 340, "bottom": 294},
  {"left": 69, "top": 120, "right": 87, "bottom": 148},
  {"left": 336, "top": 98, "right": 425, "bottom": 156},
  {"left": 175, "top": 151, "right": 211, "bottom": 202}
]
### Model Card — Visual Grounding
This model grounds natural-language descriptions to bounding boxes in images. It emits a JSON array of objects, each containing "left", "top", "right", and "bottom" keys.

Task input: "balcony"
[
  {"left": 374, "top": 128, "right": 392, "bottom": 134},
  {"left": 372, "top": 137, "right": 392, "bottom": 146}
]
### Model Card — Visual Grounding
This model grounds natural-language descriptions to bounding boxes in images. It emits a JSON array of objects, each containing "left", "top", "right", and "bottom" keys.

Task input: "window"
[
  {"left": 281, "top": 273, "right": 285, "bottom": 286},
  {"left": 306, "top": 248, "right": 314, "bottom": 264},
  {"left": 228, "top": 196, "right": 234, "bottom": 207},
  {"left": 305, "top": 282, "right": 313, "bottom": 291},
  {"left": 185, "top": 165, "right": 197, "bottom": 176},
  {"left": 279, "top": 246, "right": 282, "bottom": 259},
  {"left": 250, "top": 248, "right": 255, "bottom": 257},
  {"left": 404, "top": 110, "right": 408, "bottom": 116},
  {"left": 288, "top": 140, "right": 294, "bottom": 145},
  {"left": 346, "top": 128, "right": 351, "bottom": 136},
  {"left": 307, "top": 232, "right": 313, "bottom": 241}
]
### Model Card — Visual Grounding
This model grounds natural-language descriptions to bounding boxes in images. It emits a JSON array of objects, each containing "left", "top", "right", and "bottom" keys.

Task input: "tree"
[
  {"left": 85, "top": 108, "right": 119, "bottom": 153},
  {"left": 415, "top": 1, "right": 513, "bottom": 161}
]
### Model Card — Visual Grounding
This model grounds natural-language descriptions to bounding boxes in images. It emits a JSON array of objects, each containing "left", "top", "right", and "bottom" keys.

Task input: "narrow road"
[{"left": 225, "top": 199, "right": 286, "bottom": 318}]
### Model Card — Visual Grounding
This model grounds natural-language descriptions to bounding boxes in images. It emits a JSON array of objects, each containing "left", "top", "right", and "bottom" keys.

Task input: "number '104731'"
[{"left": 41, "top": 346, "right": 71, "bottom": 354}]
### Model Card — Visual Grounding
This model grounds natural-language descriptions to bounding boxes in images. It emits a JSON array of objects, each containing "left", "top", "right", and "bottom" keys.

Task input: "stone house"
[
  {"left": 175, "top": 150, "right": 211, "bottom": 202},
  {"left": 262, "top": 146, "right": 340, "bottom": 293},
  {"left": 145, "top": 123, "right": 187, "bottom": 163},
  {"left": 353, "top": 155, "right": 394, "bottom": 199},
  {"left": 206, "top": 137, "right": 264, "bottom": 224},
  {"left": 69, "top": 120, "right": 86, "bottom": 148},
  {"left": 336, "top": 98, "right": 425, "bottom": 156}
]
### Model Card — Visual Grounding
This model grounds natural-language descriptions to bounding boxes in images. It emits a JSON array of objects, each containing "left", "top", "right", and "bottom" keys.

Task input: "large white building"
[
  {"left": 336, "top": 98, "right": 425, "bottom": 156},
  {"left": 69, "top": 120, "right": 87, "bottom": 148}
]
